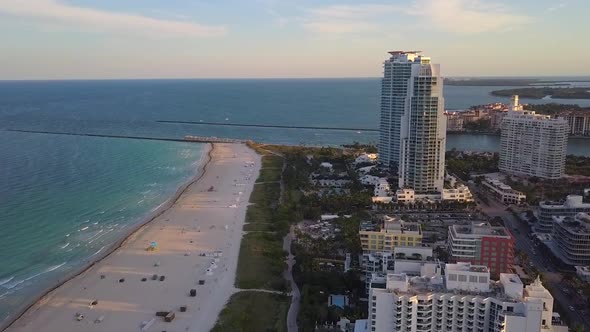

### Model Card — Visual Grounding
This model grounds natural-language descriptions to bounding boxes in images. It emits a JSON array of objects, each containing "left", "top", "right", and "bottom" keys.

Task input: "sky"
[{"left": 0, "top": 0, "right": 588, "bottom": 79}]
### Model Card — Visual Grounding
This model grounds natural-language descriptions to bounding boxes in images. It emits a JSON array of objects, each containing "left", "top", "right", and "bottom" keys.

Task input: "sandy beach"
[{"left": 5, "top": 143, "right": 260, "bottom": 332}]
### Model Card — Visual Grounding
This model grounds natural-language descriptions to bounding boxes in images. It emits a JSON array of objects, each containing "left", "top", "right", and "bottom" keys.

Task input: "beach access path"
[{"left": 5, "top": 143, "right": 261, "bottom": 332}]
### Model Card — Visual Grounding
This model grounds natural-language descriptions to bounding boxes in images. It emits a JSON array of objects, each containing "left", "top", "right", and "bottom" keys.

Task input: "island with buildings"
[{"left": 491, "top": 87, "right": 590, "bottom": 99}]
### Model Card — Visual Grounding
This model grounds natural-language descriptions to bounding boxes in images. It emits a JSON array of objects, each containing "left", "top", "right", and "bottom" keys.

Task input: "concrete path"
[{"left": 283, "top": 226, "right": 300, "bottom": 332}]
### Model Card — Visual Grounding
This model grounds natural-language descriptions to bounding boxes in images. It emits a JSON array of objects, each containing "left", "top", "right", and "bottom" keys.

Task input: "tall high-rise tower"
[
  {"left": 499, "top": 95, "right": 569, "bottom": 179},
  {"left": 378, "top": 51, "right": 446, "bottom": 193}
]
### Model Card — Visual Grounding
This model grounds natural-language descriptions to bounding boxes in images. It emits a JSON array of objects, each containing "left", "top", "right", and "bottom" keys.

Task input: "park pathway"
[{"left": 283, "top": 226, "right": 300, "bottom": 332}]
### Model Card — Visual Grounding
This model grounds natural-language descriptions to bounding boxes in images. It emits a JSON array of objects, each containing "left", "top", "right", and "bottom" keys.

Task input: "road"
[
  {"left": 283, "top": 227, "right": 300, "bottom": 332},
  {"left": 476, "top": 193, "right": 590, "bottom": 330}
]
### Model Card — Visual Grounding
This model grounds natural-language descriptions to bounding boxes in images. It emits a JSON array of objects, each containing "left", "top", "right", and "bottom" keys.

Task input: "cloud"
[
  {"left": 302, "top": 4, "right": 400, "bottom": 34},
  {"left": 546, "top": 3, "right": 566, "bottom": 12},
  {"left": 0, "top": 0, "right": 227, "bottom": 38},
  {"left": 303, "top": 0, "right": 532, "bottom": 35},
  {"left": 408, "top": 0, "right": 533, "bottom": 34}
]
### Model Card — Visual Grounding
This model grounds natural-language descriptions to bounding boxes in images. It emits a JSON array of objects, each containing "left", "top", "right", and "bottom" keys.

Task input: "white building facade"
[
  {"left": 482, "top": 178, "right": 526, "bottom": 205},
  {"left": 537, "top": 195, "right": 590, "bottom": 233},
  {"left": 368, "top": 263, "right": 567, "bottom": 332},
  {"left": 499, "top": 95, "right": 569, "bottom": 179},
  {"left": 378, "top": 51, "right": 446, "bottom": 193}
]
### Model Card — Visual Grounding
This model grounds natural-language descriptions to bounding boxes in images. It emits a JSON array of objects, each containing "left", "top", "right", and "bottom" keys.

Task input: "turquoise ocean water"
[
  {"left": 0, "top": 131, "right": 205, "bottom": 324},
  {"left": 0, "top": 78, "right": 589, "bottom": 323}
]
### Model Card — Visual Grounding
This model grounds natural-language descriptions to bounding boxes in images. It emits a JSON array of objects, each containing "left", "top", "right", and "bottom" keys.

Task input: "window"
[
  {"left": 449, "top": 274, "right": 457, "bottom": 281},
  {"left": 458, "top": 275, "right": 467, "bottom": 282},
  {"left": 469, "top": 276, "right": 477, "bottom": 282}
]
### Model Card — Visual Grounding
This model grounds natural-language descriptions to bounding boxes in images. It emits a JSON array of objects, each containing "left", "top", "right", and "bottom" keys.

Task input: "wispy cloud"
[
  {"left": 0, "top": 0, "right": 227, "bottom": 38},
  {"left": 546, "top": 2, "right": 566, "bottom": 12},
  {"left": 302, "top": 4, "right": 399, "bottom": 34},
  {"left": 303, "top": 0, "right": 532, "bottom": 35}
]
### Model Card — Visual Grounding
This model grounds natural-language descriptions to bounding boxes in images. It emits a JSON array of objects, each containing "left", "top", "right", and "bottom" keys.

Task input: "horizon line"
[{"left": 2, "top": 75, "right": 590, "bottom": 82}]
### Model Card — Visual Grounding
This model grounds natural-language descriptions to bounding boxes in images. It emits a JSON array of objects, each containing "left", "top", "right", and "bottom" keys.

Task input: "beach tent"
[{"left": 146, "top": 241, "right": 158, "bottom": 251}]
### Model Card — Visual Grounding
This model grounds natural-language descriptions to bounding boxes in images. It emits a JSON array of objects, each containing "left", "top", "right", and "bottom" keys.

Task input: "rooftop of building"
[
  {"left": 483, "top": 178, "right": 525, "bottom": 195},
  {"left": 388, "top": 50, "right": 421, "bottom": 55},
  {"left": 360, "top": 216, "right": 421, "bottom": 234},
  {"left": 540, "top": 195, "right": 590, "bottom": 208},
  {"left": 552, "top": 213, "right": 590, "bottom": 234},
  {"left": 446, "top": 262, "right": 490, "bottom": 273},
  {"left": 451, "top": 222, "right": 511, "bottom": 238},
  {"left": 380, "top": 267, "right": 526, "bottom": 301}
]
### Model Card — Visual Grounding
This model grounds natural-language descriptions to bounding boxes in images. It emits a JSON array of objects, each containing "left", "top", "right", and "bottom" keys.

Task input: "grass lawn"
[
  {"left": 212, "top": 291, "right": 290, "bottom": 332},
  {"left": 262, "top": 155, "right": 284, "bottom": 169},
  {"left": 242, "top": 223, "right": 274, "bottom": 232},
  {"left": 235, "top": 232, "right": 287, "bottom": 290},
  {"left": 249, "top": 182, "right": 281, "bottom": 205},
  {"left": 256, "top": 167, "right": 283, "bottom": 183},
  {"left": 245, "top": 204, "right": 272, "bottom": 224}
]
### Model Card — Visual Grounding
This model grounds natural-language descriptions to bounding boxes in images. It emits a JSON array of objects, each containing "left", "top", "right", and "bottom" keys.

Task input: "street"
[{"left": 477, "top": 194, "right": 590, "bottom": 330}]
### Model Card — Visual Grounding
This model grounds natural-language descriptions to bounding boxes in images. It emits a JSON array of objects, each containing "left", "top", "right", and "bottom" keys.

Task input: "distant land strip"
[
  {"left": 4, "top": 129, "right": 234, "bottom": 143},
  {"left": 157, "top": 120, "right": 380, "bottom": 132}
]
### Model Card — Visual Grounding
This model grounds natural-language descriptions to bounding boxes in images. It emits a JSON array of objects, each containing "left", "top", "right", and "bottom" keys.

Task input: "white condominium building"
[
  {"left": 499, "top": 95, "right": 569, "bottom": 179},
  {"left": 378, "top": 51, "right": 446, "bottom": 193},
  {"left": 537, "top": 195, "right": 590, "bottom": 233},
  {"left": 550, "top": 213, "right": 590, "bottom": 266},
  {"left": 368, "top": 263, "right": 567, "bottom": 332}
]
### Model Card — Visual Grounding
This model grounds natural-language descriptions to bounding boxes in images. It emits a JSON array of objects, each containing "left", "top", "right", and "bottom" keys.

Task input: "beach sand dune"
[{"left": 5, "top": 143, "right": 260, "bottom": 332}]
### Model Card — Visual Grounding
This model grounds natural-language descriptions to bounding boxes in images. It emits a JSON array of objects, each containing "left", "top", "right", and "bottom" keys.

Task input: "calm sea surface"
[{"left": 0, "top": 78, "right": 589, "bottom": 322}]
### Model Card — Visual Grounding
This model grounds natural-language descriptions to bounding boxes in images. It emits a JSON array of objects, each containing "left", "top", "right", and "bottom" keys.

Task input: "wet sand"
[{"left": 5, "top": 143, "right": 260, "bottom": 332}]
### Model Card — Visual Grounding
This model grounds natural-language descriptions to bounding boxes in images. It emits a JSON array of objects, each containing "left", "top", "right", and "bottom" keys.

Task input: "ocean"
[{"left": 0, "top": 78, "right": 589, "bottom": 322}]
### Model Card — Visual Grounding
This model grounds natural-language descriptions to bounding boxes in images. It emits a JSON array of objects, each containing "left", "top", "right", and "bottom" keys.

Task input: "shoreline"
[{"left": 0, "top": 143, "right": 215, "bottom": 332}]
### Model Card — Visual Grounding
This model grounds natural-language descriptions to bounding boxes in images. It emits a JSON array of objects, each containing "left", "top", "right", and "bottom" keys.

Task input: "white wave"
[
  {"left": 137, "top": 199, "right": 145, "bottom": 204},
  {"left": 4, "top": 263, "right": 66, "bottom": 290},
  {"left": 88, "top": 229, "right": 114, "bottom": 244},
  {"left": 81, "top": 219, "right": 90, "bottom": 223},
  {"left": 150, "top": 201, "right": 167, "bottom": 213},
  {"left": 0, "top": 276, "right": 14, "bottom": 287},
  {"left": 65, "top": 233, "right": 70, "bottom": 237},
  {"left": 91, "top": 246, "right": 106, "bottom": 257},
  {"left": 86, "top": 229, "right": 105, "bottom": 242},
  {"left": 60, "top": 242, "right": 70, "bottom": 249},
  {"left": 79, "top": 226, "right": 89, "bottom": 231},
  {"left": 92, "top": 221, "right": 99, "bottom": 225}
]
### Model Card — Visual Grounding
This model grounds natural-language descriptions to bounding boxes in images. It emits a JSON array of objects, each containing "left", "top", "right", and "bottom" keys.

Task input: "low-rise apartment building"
[
  {"left": 445, "top": 111, "right": 464, "bottom": 132},
  {"left": 360, "top": 217, "right": 424, "bottom": 291},
  {"left": 482, "top": 178, "right": 526, "bottom": 205},
  {"left": 448, "top": 222, "right": 514, "bottom": 277},
  {"left": 360, "top": 216, "right": 422, "bottom": 257}
]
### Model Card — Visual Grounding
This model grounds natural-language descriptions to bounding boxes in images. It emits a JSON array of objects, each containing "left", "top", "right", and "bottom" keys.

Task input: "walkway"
[{"left": 283, "top": 226, "right": 300, "bottom": 332}]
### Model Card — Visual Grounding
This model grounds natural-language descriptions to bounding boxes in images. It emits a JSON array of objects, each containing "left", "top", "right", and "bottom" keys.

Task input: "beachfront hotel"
[
  {"left": 368, "top": 263, "right": 568, "bottom": 332},
  {"left": 499, "top": 95, "right": 569, "bottom": 180},
  {"left": 377, "top": 51, "right": 446, "bottom": 193}
]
